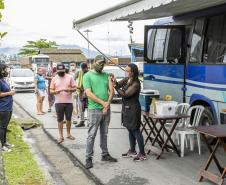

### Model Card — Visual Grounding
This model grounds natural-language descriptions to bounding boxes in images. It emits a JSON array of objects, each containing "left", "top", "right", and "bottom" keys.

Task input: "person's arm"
[
  {"left": 107, "top": 75, "right": 114, "bottom": 104},
  {"left": 0, "top": 91, "right": 15, "bottom": 97},
  {"left": 34, "top": 76, "right": 38, "bottom": 94},
  {"left": 114, "top": 77, "right": 128, "bottom": 88},
  {"left": 115, "top": 81, "right": 140, "bottom": 98},
  {"left": 0, "top": 82, "right": 15, "bottom": 97}
]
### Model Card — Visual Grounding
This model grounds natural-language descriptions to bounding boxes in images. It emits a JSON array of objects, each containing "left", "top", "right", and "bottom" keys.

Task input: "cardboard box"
[{"left": 155, "top": 101, "right": 178, "bottom": 116}]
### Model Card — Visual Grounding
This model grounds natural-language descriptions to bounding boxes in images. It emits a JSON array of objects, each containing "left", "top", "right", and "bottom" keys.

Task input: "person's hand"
[
  {"left": 102, "top": 101, "right": 110, "bottom": 114},
  {"left": 63, "top": 88, "right": 72, "bottom": 93},
  {"left": 10, "top": 90, "right": 16, "bottom": 96},
  {"left": 110, "top": 76, "right": 117, "bottom": 86},
  {"left": 35, "top": 89, "right": 39, "bottom": 95},
  {"left": 54, "top": 90, "right": 62, "bottom": 94},
  {"left": 102, "top": 107, "right": 108, "bottom": 114}
]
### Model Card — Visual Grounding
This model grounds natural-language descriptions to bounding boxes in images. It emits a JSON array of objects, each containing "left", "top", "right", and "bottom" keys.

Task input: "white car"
[
  {"left": 103, "top": 65, "right": 126, "bottom": 101},
  {"left": 9, "top": 68, "right": 35, "bottom": 92}
]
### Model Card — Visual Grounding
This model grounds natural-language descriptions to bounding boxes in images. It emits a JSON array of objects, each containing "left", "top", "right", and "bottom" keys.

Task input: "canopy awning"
[{"left": 73, "top": 0, "right": 226, "bottom": 29}]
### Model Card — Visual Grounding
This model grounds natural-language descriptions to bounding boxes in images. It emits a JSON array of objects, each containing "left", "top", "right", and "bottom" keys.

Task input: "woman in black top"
[
  {"left": 0, "top": 64, "right": 15, "bottom": 152},
  {"left": 112, "top": 63, "right": 146, "bottom": 161}
]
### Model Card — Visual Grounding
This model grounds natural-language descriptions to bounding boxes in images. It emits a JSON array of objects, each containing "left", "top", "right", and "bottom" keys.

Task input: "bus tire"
[{"left": 199, "top": 107, "right": 216, "bottom": 144}]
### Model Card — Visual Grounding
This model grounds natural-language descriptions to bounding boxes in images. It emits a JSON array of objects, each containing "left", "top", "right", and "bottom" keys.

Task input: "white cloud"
[{"left": 0, "top": 0, "right": 154, "bottom": 55}]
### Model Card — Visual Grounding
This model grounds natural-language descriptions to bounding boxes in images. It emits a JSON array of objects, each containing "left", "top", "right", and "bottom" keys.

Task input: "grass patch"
[{"left": 3, "top": 119, "right": 48, "bottom": 185}]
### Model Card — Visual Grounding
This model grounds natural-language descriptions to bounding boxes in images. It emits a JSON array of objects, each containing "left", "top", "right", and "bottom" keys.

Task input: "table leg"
[
  {"left": 141, "top": 115, "right": 157, "bottom": 146},
  {"left": 158, "top": 118, "right": 181, "bottom": 159},
  {"left": 150, "top": 118, "right": 165, "bottom": 147},
  {"left": 199, "top": 135, "right": 224, "bottom": 184},
  {"left": 140, "top": 115, "right": 148, "bottom": 134}
]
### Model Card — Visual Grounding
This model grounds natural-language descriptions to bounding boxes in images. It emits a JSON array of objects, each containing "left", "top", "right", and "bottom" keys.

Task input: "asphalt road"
[{"left": 14, "top": 92, "right": 225, "bottom": 185}]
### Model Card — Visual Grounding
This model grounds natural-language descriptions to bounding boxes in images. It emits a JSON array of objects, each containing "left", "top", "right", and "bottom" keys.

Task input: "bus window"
[
  {"left": 145, "top": 26, "right": 185, "bottom": 64},
  {"left": 153, "top": 29, "right": 167, "bottom": 60},
  {"left": 203, "top": 14, "right": 226, "bottom": 64},
  {"left": 190, "top": 18, "right": 204, "bottom": 63},
  {"left": 167, "top": 28, "right": 183, "bottom": 63}
]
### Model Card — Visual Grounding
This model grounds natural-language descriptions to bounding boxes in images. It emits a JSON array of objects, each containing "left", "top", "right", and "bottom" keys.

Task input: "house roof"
[
  {"left": 73, "top": 0, "right": 226, "bottom": 29},
  {"left": 40, "top": 48, "right": 87, "bottom": 62},
  {"left": 40, "top": 48, "right": 83, "bottom": 54}
]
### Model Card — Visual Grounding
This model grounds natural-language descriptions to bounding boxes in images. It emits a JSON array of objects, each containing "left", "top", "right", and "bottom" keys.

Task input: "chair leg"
[
  {"left": 197, "top": 134, "right": 201, "bottom": 155},
  {"left": 185, "top": 135, "right": 188, "bottom": 148},
  {"left": 176, "top": 133, "right": 180, "bottom": 146},
  {"left": 189, "top": 135, "right": 194, "bottom": 151},
  {"left": 180, "top": 133, "right": 185, "bottom": 157}
]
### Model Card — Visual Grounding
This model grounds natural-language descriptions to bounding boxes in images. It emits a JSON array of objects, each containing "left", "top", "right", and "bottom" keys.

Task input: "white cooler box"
[{"left": 155, "top": 101, "right": 178, "bottom": 116}]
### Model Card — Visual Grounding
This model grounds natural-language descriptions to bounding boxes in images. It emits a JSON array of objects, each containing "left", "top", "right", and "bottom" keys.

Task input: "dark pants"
[
  {"left": 128, "top": 129, "right": 145, "bottom": 155},
  {"left": 0, "top": 111, "right": 12, "bottom": 146}
]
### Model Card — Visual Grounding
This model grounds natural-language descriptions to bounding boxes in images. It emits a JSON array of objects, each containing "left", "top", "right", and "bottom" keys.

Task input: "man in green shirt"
[{"left": 83, "top": 55, "right": 117, "bottom": 169}]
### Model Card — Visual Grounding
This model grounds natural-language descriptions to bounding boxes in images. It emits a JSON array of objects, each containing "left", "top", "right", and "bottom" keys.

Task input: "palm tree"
[{"left": 19, "top": 39, "right": 58, "bottom": 56}]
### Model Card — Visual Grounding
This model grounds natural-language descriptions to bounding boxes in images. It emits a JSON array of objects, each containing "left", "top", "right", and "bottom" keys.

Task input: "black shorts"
[{"left": 55, "top": 103, "right": 73, "bottom": 123}]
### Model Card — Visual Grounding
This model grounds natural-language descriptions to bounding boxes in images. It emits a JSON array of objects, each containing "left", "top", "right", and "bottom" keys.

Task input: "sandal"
[
  {"left": 66, "top": 135, "right": 75, "bottom": 140},
  {"left": 57, "top": 137, "right": 64, "bottom": 144},
  {"left": 37, "top": 112, "right": 44, "bottom": 115}
]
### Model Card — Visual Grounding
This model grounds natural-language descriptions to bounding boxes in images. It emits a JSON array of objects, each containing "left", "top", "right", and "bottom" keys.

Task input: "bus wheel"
[{"left": 199, "top": 107, "right": 216, "bottom": 144}]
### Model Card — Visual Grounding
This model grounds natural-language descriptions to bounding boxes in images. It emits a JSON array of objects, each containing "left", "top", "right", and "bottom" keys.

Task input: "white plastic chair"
[
  {"left": 174, "top": 105, "right": 205, "bottom": 157},
  {"left": 164, "top": 103, "right": 190, "bottom": 142}
]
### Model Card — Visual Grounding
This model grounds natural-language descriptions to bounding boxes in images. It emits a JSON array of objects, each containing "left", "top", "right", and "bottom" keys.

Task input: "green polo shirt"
[{"left": 83, "top": 71, "right": 109, "bottom": 109}]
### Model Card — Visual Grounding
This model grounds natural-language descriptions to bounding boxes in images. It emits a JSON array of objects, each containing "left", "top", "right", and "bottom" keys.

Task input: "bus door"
[{"left": 144, "top": 25, "right": 186, "bottom": 102}]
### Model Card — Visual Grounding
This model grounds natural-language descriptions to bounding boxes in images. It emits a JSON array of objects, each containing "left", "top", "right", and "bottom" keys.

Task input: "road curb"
[
  {"left": 14, "top": 100, "right": 103, "bottom": 185},
  {"left": 0, "top": 153, "right": 8, "bottom": 185}
]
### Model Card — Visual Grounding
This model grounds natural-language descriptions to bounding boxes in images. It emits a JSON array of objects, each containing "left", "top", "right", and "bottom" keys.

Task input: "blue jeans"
[
  {"left": 128, "top": 129, "right": 145, "bottom": 155},
  {"left": 86, "top": 109, "right": 110, "bottom": 160}
]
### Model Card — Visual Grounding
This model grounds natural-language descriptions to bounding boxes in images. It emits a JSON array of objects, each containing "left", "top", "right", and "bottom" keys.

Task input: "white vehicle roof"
[{"left": 11, "top": 68, "right": 32, "bottom": 72}]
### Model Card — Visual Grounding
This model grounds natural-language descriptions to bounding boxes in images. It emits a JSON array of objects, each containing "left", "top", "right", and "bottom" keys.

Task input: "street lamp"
[{"left": 83, "top": 29, "right": 92, "bottom": 67}]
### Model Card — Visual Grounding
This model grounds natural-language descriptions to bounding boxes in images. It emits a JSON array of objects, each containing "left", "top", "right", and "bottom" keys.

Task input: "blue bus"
[{"left": 144, "top": 4, "right": 226, "bottom": 126}]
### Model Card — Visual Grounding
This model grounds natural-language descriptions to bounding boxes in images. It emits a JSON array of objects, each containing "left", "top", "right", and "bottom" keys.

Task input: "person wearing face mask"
[
  {"left": 34, "top": 67, "right": 46, "bottom": 115},
  {"left": 0, "top": 64, "right": 15, "bottom": 152},
  {"left": 74, "top": 62, "right": 89, "bottom": 127},
  {"left": 83, "top": 55, "right": 117, "bottom": 169},
  {"left": 50, "top": 64, "right": 76, "bottom": 144},
  {"left": 112, "top": 63, "right": 146, "bottom": 162}
]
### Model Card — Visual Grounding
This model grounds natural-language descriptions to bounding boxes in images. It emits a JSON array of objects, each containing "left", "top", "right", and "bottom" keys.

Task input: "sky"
[{"left": 0, "top": 0, "right": 154, "bottom": 56}]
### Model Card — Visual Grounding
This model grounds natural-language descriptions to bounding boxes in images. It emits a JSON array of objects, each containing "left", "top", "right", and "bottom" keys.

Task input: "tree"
[
  {"left": 19, "top": 39, "right": 58, "bottom": 56},
  {"left": 0, "top": 0, "right": 7, "bottom": 41}
]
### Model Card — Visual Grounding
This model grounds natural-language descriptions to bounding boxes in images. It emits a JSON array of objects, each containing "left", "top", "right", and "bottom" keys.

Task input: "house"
[{"left": 39, "top": 48, "right": 87, "bottom": 67}]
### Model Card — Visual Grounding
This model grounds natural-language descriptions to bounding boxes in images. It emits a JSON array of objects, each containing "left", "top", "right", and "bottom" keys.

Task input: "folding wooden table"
[
  {"left": 193, "top": 125, "right": 226, "bottom": 185},
  {"left": 141, "top": 113, "right": 189, "bottom": 159}
]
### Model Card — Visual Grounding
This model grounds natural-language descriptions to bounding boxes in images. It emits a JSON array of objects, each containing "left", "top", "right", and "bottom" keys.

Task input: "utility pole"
[{"left": 83, "top": 29, "right": 92, "bottom": 67}]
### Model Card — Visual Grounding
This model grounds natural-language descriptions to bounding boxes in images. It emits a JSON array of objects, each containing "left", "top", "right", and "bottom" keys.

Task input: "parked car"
[
  {"left": 103, "top": 65, "right": 126, "bottom": 101},
  {"left": 9, "top": 68, "right": 35, "bottom": 92}
]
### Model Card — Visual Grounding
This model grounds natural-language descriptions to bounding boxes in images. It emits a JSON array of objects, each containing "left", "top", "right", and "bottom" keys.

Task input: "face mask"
[
  {"left": 94, "top": 63, "right": 104, "bottom": 73},
  {"left": 125, "top": 72, "right": 129, "bottom": 77},
  {"left": 58, "top": 71, "right": 65, "bottom": 77},
  {"left": 3, "top": 71, "right": 8, "bottom": 77},
  {"left": 71, "top": 66, "right": 75, "bottom": 70}
]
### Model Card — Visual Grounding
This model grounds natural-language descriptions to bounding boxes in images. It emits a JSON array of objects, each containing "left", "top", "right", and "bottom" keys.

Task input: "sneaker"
[
  {"left": 4, "top": 143, "right": 15, "bottom": 148},
  {"left": 1, "top": 146, "right": 11, "bottom": 152},
  {"left": 72, "top": 120, "right": 78, "bottom": 125},
  {"left": 122, "top": 150, "right": 137, "bottom": 158},
  {"left": 133, "top": 154, "right": 147, "bottom": 162},
  {"left": 75, "top": 121, "right": 85, "bottom": 127},
  {"left": 101, "top": 154, "right": 117, "bottom": 162},
  {"left": 85, "top": 158, "right": 93, "bottom": 169}
]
